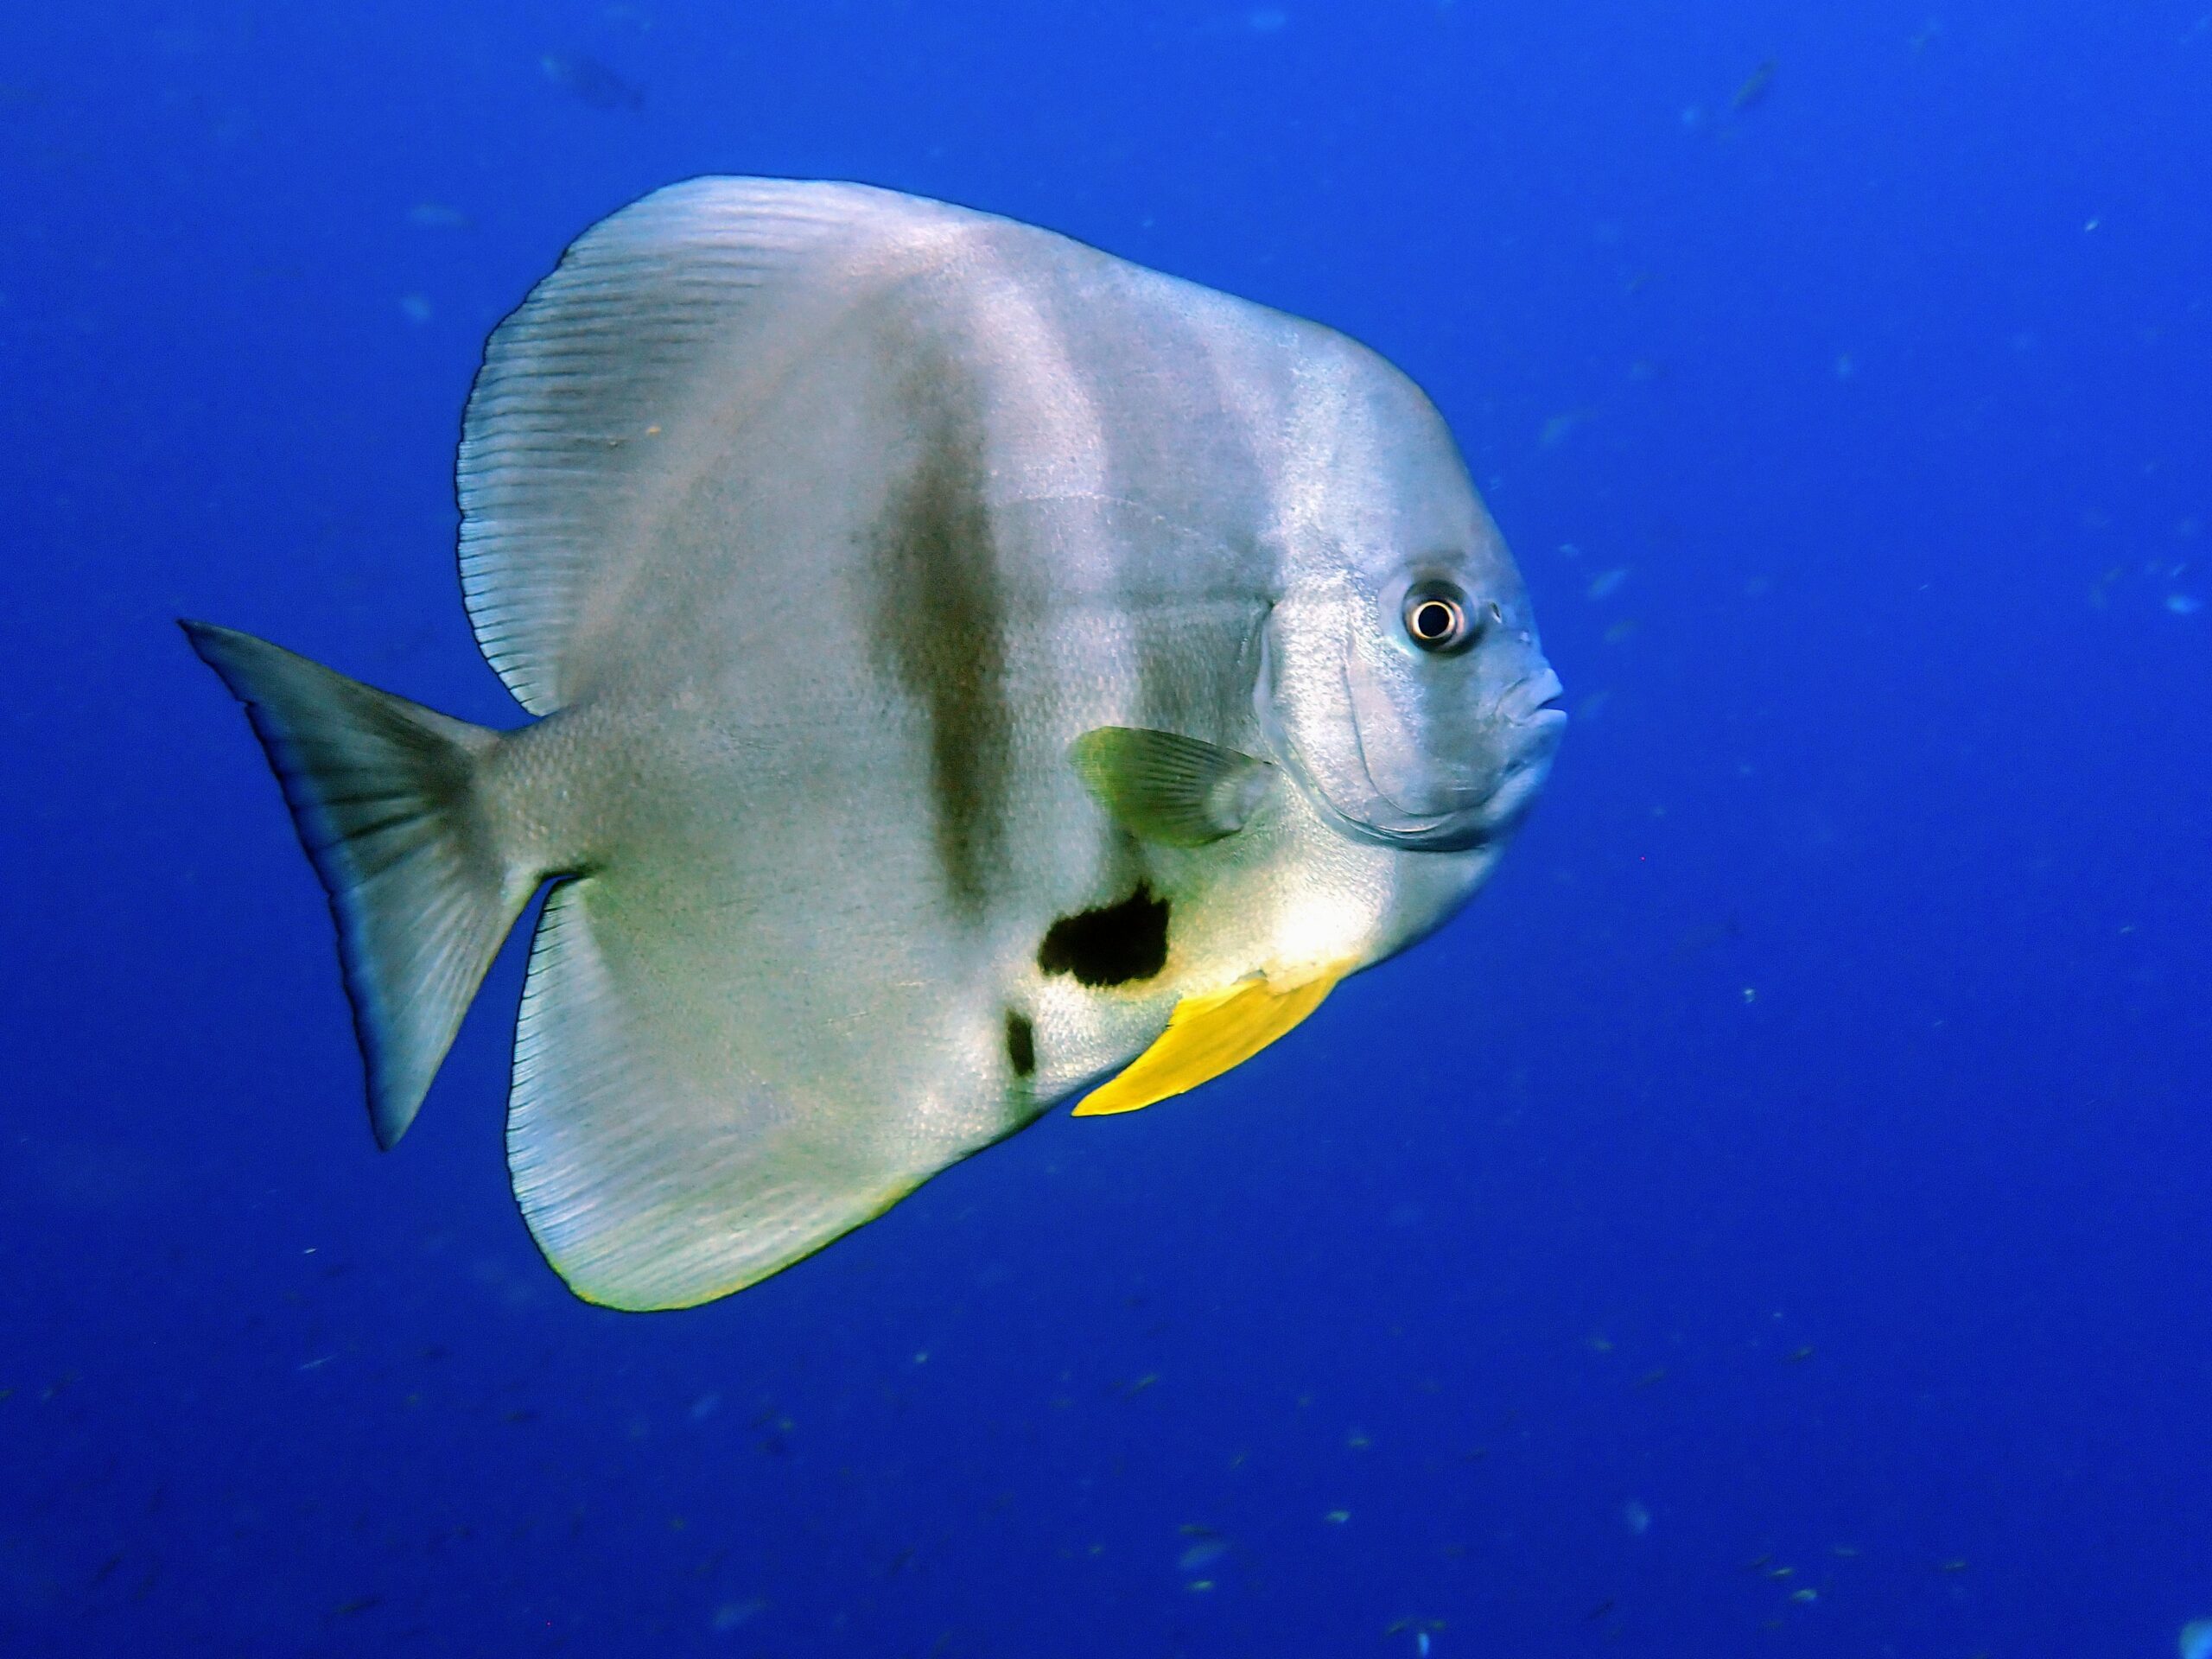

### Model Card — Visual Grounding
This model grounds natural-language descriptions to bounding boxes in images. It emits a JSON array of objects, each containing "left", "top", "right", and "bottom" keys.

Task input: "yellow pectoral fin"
[{"left": 1072, "top": 963, "right": 1352, "bottom": 1117}]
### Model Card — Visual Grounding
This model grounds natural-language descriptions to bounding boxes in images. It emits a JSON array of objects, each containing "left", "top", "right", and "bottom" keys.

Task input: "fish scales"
[{"left": 184, "top": 177, "right": 1565, "bottom": 1307}]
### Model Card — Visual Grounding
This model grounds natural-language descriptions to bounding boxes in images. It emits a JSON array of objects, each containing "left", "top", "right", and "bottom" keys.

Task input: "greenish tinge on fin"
[
  {"left": 181, "top": 620, "right": 533, "bottom": 1149},
  {"left": 1070, "top": 727, "right": 1274, "bottom": 847}
]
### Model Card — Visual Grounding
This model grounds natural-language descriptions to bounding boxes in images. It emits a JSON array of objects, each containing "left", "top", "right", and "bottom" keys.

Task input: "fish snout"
[{"left": 1469, "top": 667, "right": 1566, "bottom": 834}]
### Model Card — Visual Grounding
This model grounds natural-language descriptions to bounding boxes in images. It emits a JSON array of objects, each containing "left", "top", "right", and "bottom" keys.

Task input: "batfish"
[{"left": 185, "top": 178, "right": 1566, "bottom": 1309}]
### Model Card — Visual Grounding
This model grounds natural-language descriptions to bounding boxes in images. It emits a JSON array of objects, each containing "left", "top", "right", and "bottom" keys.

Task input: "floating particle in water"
[
  {"left": 1732, "top": 60, "right": 1777, "bottom": 111},
  {"left": 710, "top": 1598, "right": 765, "bottom": 1632},
  {"left": 1325, "top": 1509, "right": 1351, "bottom": 1524},
  {"left": 541, "top": 51, "right": 644, "bottom": 110},
  {"left": 408, "top": 202, "right": 470, "bottom": 229},
  {"left": 398, "top": 294, "right": 432, "bottom": 324},
  {"left": 1540, "top": 410, "right": 1589, "bottom": 447},
  {"left": 2166, "top": 593, "right": 2201, "bottom": 615},
  {"left": 2180, "top": 1618, "right": 2212, "bottom": 1659},
  {"left": 1247, "top": 9, "right": 1288, "bottom": 31},
  {"left": 1179, "top": 1538, "right": 1228, "bottom": 1573},
  {"left": 1586, "top": 568, "right": 1629, "bottom": 601},
  {"left": 1621, "top": 1500, "right": 1652, "bottom": 1535}
]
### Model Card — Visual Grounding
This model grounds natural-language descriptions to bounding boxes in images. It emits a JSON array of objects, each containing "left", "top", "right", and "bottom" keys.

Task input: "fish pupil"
[{"left": 1403, "top": 583, "right": 1473, "bottom": 652}]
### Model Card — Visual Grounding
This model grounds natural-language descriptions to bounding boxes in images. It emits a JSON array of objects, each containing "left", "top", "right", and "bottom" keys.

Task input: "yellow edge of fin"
[{"left": 1071, "top": 962, "right": 1352, "bottom": 1117}]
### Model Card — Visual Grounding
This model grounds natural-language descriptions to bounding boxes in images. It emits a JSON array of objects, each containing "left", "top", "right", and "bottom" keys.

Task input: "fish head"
[{"left": 1258, "top": 346, "right": 1565, "bottom": 855}]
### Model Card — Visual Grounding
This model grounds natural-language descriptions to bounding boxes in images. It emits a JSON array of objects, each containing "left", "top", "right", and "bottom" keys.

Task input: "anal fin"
[
  {"left": 1071, "top": 963, "right": 1351, "bottom": 1117},
  {"left": 507, "top": 880, "right": 964, "bottom": 1310}
]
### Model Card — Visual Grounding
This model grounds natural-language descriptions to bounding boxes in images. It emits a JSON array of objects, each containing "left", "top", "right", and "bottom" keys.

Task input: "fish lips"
[{"left": 1327, "top": 664, "right": 1566, "bottom": 852}]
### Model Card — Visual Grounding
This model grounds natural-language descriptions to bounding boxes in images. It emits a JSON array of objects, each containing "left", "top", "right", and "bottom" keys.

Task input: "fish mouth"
[{"left": 1498, "top": 667, "right": 1568, "bottom": 729}]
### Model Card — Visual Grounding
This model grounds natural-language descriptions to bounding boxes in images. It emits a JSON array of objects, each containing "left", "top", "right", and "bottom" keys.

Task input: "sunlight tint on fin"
[
  {"left": 1071, "top": 963, "right": 1351, "bottom": 1116},
  {"left": 1070, "top": 726, "right": 1274, "bottom": 847}
]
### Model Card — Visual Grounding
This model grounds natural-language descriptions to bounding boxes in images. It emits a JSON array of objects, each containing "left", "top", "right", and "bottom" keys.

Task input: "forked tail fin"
[{"left": 182, "top": 620, "right": 535, "bottom": 1147}]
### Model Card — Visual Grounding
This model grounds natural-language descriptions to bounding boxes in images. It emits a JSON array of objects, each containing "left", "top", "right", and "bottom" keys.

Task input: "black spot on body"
[
  {"left": 1004, "top": 1012, "right": 1036, "bottom": 1077},
  {"left": 873, "top": 391, "right": 1009, "bottom": 921},
  {"left": 1038, "top": 884, "right": 1170, "bottom": 988}
]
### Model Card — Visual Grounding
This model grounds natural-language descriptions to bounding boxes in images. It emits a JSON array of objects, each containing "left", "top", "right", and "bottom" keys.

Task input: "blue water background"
[{"left": 3, "top": 3, "right": 2209, "bottom": 1654}]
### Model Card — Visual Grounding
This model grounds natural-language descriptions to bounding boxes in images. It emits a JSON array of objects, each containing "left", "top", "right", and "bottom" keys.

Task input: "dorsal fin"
[{"left": 456, "top": 177, "right": 989, "bottom": 715}]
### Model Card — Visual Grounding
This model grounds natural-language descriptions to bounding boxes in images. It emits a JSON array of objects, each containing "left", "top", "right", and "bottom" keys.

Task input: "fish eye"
[{"left": 1402, "top": 581, "right": 1477, "bottom": 654}]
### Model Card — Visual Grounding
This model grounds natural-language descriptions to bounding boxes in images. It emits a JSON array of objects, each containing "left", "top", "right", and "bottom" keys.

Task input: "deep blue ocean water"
[{"left": 4, "top": 3, "right": 2209, "bottom": 1655}]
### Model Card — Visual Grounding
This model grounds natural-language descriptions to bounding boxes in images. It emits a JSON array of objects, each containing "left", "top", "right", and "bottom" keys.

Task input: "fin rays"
[{"left": 183, "top": 620, "right": 534, "bottom": 1148}]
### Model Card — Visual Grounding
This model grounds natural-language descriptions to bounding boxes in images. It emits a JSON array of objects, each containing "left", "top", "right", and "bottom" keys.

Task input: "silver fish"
[{"left": 185, "top": 178, "right": 1565, "bottom": 1309}]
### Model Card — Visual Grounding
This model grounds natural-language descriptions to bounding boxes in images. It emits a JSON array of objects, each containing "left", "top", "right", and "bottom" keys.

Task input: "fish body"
[{"left": 188, "top": 179, "right": 1563, "bottom": 1309}]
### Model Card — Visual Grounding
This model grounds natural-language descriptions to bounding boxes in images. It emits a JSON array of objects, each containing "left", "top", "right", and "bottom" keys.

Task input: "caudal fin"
[{"left": 182, "top": 620, "right": 534, "bottom": 1147}]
